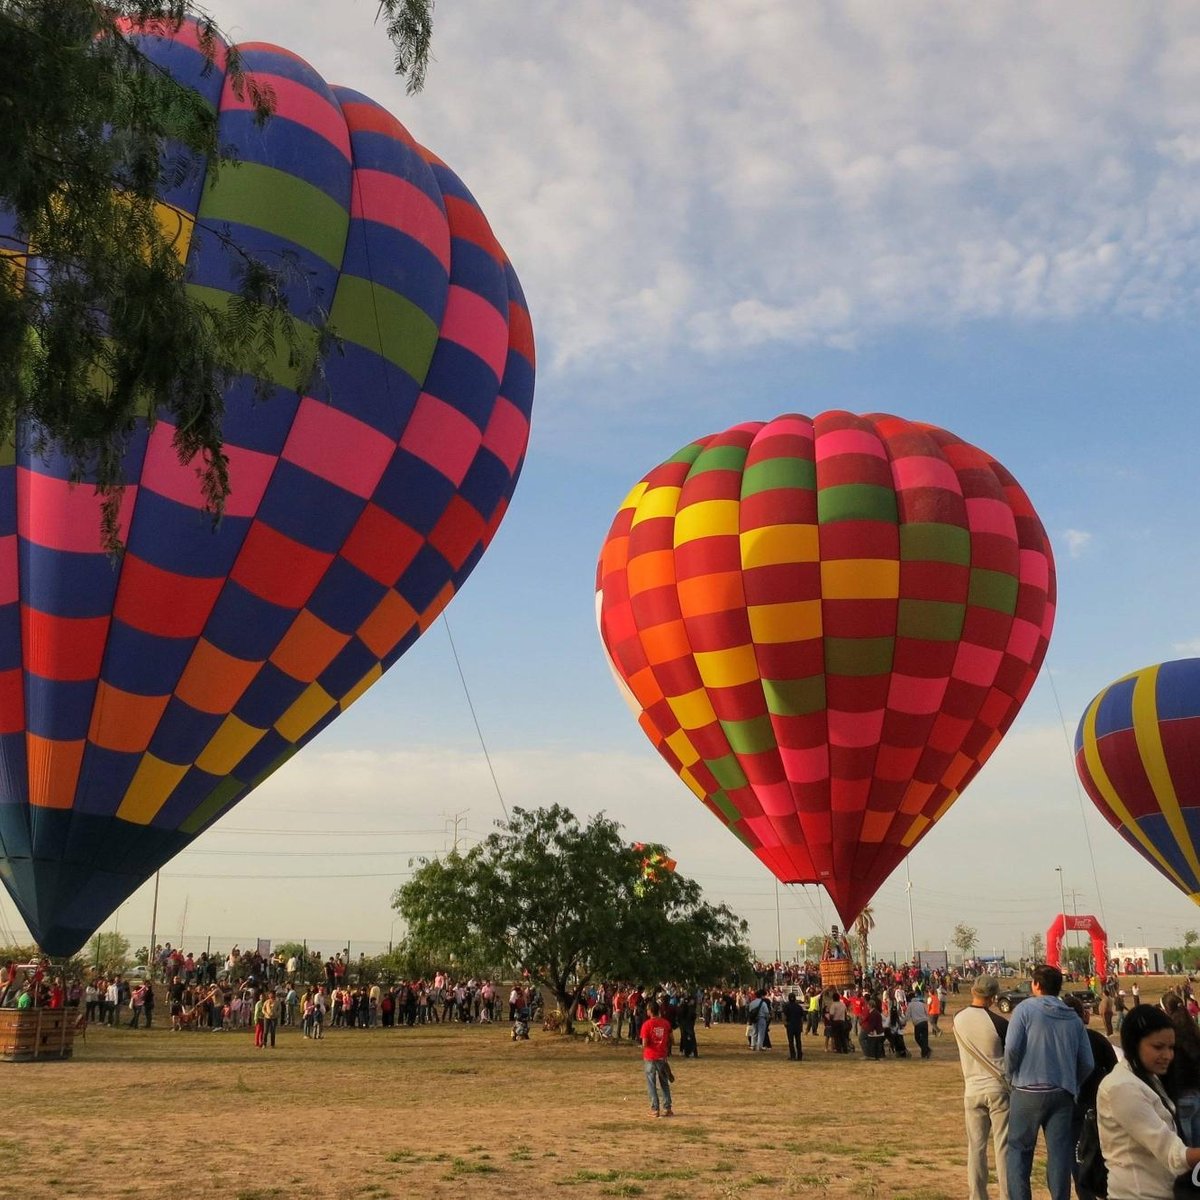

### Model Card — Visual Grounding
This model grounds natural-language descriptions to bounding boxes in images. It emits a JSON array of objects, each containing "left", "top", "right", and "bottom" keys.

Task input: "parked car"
[
  {"left": 122, "top": 965, "right": 151, "bottom": 981},
  {"left": 994, "top": 980, "right": 1097, "bottom": 1015}
]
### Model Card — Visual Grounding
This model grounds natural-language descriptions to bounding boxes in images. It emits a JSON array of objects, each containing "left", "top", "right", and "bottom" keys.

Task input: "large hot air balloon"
[
  {"left": 1075, "top": 659, "right": 1200, "bottom": 903},
  {"left": 0, "top": 19, "right": 534, "bottom": 953},
  {"left": 596, "top": 412, "right": 1054, "bottom": 925}
]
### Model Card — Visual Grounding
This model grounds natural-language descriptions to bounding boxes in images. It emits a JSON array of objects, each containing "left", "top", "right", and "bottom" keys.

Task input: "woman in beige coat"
[{"left": 1098, "top": 1004, "right": 1200, "bottom": 1199}]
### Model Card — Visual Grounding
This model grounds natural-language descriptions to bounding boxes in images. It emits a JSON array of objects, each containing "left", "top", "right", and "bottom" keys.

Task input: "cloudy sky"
[{"left": 10, "top": 0, "right": 1199, "bottom": 964}]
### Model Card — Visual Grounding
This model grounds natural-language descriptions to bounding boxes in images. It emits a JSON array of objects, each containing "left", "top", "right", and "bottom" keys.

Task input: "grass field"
[{"left": 1, "top": 980, "right": 1173, "bottom": 1199}]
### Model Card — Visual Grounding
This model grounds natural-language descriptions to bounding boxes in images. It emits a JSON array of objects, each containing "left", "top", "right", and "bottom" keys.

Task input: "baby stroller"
[
  {"left": 586, "top": 1013, "right": 614, "bottom": 1043},
  {"left": 511, "top": 1005, "right": 530, "bottom": 1041}
]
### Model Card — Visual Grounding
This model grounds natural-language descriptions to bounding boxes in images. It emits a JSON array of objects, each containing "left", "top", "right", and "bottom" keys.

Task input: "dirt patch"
[{"left": 1, "top": 984, "right": 1148, "bottom": 1199}]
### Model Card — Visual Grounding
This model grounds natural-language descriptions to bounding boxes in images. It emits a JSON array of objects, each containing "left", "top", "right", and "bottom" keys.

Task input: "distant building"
[{"left": 1110, "top": 941, "right": 1167, "bottom": 973}]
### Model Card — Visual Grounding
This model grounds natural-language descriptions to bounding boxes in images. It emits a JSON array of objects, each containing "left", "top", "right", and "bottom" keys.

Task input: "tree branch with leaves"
[
  {"left": 0, "top": 0, "right": 433, "bottom": 550},
  {"left": 393, "top": 805, "right": 752, "bottom": 1033}
]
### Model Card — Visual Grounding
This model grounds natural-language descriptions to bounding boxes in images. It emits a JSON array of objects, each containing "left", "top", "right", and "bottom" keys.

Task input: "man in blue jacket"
[{"left": 1004, "top": 965, "right": 1094, "bottom": 1200}]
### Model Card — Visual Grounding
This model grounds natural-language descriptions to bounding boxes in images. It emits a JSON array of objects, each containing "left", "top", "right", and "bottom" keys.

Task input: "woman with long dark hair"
[
  {"left": 1098, "top": 1004, "right": 1200, "bottom": 1198},
  {"left": 1163, "top": 992, "right": 1200, "bottom": 1144}
]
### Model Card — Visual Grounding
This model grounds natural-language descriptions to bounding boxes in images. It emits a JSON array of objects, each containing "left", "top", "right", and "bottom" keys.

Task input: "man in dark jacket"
[
  {"left": 782, "top": 992, "right": 805, "bottom": 1061},
  {"left": 677, "top": 995, "right": 699, "bottom": 1058},
  {"left": 1063, "top": 995, "right": 1116, "bottom": 1200}
]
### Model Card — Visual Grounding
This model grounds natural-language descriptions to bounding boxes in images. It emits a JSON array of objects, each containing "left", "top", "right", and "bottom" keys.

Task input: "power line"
[
  {"left": 211, "top": 827, "right": 448, "bottom": 837},
  {"left": 443, "top": 614, "right": 510, "bottom": 823},
  {"left": 162, "top": 870, "right": 417, "bottom": 881},
  {"left": 176, "top": 848, "right": 438, "bottom": 858}
]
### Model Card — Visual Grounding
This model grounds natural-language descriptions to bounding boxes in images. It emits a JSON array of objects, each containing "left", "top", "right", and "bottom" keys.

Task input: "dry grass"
[{"left": 2, "top": 980, "right": 1172, "bottom": 1199}]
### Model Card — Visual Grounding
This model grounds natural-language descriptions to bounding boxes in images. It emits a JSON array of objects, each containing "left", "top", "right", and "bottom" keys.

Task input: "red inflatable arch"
[{"left": 1046, "top": 913, "right": 1109, "bottom": 983}]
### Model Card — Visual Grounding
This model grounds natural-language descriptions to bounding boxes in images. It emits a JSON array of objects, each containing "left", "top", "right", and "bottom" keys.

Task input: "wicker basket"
[
  {"left": 0, "top": 1008, "right": 79, "bottom": 1061},
  {"left": 820, "top": 927, "right": 855, "bottom": 990},
  {"left": 820, "top": 958, "right": 855, "bottom": 989}
]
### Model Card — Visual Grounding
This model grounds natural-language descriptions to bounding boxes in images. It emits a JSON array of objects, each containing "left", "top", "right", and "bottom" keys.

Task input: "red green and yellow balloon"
[
  {"left": 596, "top": 412, "right": 1055, "bottom": 925},
  {"left": 1076, "top": 659, "right": 1200, "bottom": 904}
]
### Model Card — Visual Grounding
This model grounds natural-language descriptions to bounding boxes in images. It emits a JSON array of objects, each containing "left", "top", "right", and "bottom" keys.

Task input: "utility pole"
[
  {"left": 1055, "top": 866, "right": 1067, "bottom": 967},
  {"left": 445, "top": 810, "right": 469, "bottom": 852},
  {"left": 905, "top": 857, "right": 916, "bottom": 963},
  {"left": 774, "top": 880, "right": 782, "bottom": 964},
  {"left": 148, "top": 871, "right": 160, "bottom": 980},
  {"left": 1068, "top": 888, "right": 1084, "bottom": 967}
]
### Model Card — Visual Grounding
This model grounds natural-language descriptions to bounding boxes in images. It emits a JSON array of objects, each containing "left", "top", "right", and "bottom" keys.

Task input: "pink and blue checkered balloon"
[{"left": 0, "top": 18, "right": 534, "bottom": 953}]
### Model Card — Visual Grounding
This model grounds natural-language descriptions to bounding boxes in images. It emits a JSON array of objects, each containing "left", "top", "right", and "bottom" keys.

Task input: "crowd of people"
[
  {"left": 81, "top": 972, "right": 530, "bottom": 1036},
  {"left": 575, "top": 959, "right": 959, "bottom": 1066},
  {"left": 15, "top": 941, "right": 1200, "bottom": 1198},
  {"left": 0, "top": 950, "right": 545, "bottom": 1040},
  {"left": 954, "top": 964, "right": 1200, "bottom": 1200},
  {"left": 0, "top": 962, "right": 75, "bottom": 1011},
  {"left": 3, "top": 946, "right": 965, "bottom": 1062}
]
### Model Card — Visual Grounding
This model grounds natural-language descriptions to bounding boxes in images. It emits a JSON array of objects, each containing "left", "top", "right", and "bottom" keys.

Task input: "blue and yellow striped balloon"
[{"left": 1075, "top": 659, "right": 1200, "bottom": 903}]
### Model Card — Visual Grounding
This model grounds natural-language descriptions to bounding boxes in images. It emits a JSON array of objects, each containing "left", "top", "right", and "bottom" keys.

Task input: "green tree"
[
  {"left": 0, "top": 941, "right": 40, "bottom": 965},
  {"left": 801, "top": 934, "right": 825, "bottom": 960},
  {"left": 1066, "top": 944, "right": 1094, "bottom": 973},
  {"left": 273, "top": 940, "right": 321, "bottom": 982},
  {"left": 952, "top": 923, "right": 979, "bottom": 958},
  {"left": 854, "top": 905, "right": 876, "bottom": 973},
  {"left": 0, "top": 1, "right": 432, "bottom": 547},
  {"left": 1028, "top": 932, "right": 1045, "bottom": 962},
  {"left": 1165, "top": 930, "right": 1200, "bottom": 972},
  {"left": 393, "top": 805, "right": 752, "bottom": 1032},
  {"left": 87, "top": 930, "right": 130, "bottom": 972}
]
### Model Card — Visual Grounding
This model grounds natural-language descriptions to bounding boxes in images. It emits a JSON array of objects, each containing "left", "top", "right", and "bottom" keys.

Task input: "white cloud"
[
  {"left": 1063, "top": 529, "right": 1094, "bottom": 558},
  {"left": 205, "top": 1, "right": 1200, "bottom": 388}
]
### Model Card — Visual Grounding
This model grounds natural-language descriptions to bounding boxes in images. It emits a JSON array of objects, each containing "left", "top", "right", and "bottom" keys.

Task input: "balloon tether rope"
[
  {"left": 443, "top": 614, "right": 510, "bottom": 824},
  {"left": 1046, "top": 661, "right": 1107, "bottom": 932}
]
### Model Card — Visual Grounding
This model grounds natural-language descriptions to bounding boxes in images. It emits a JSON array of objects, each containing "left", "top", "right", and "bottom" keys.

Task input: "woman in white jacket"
[{"left": 1098, "top": 1004, "right": 1200, "bottom": 1199}]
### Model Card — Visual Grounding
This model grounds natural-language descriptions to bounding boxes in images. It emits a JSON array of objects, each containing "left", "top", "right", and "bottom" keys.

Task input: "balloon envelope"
[
  {"left": 0, "top": 20, "right": 534, "bottom": 953},
  {"left": 1075, "top": 658, "right": 1200, "bottom": 903},
  {"left": 596, "top": 412, "right": 1055, "bottom": 925}
]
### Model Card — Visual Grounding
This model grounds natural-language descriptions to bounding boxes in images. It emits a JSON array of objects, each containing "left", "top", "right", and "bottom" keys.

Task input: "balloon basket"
[
  {"left": 0, "top": 1008, "right": 79, "bottom": 1062},
  {"left": 820, "top": 959, "right": 855, "bottom": 989}
]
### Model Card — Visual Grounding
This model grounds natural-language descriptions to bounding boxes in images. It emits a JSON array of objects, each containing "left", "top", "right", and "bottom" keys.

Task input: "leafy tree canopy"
[
  {"left": 0, "top": 941, "right": 43, "bottom": 966},
  {"left": 951, "top": 922, "right": 979, "bottom": 956},
  {"left": 0, "top": 0, "right": 431, "bottom": 548},
  {"left": 393, "top": 805, "right": 752, "bottom": 1031},
  {"left": 0, "top": 931, "right": 126, "bottom": 976},
  {"left": 85, "top": 929, "right": 130, "bottom": 971},
  {"left": 801, "top": 934, "right": 825, "bottom": 960},
  {"left": 1064, "top": 944, "right": 1094, "bottom": 970},
  {"left": 272, "top": 941, "right": 313, "bottom": 966}
]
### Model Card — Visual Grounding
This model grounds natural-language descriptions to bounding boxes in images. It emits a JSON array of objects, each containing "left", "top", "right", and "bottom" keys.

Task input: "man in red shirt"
[{"left": 641, "top": 999, "right": 674, "bottom": 1118}]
